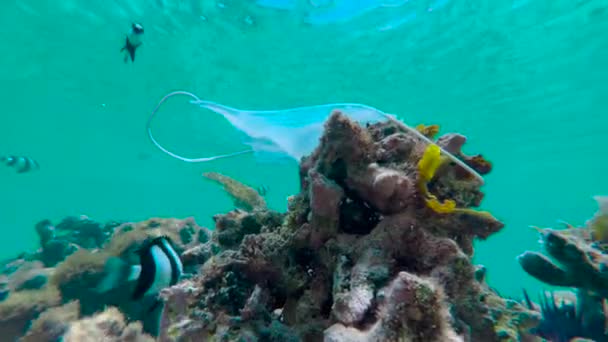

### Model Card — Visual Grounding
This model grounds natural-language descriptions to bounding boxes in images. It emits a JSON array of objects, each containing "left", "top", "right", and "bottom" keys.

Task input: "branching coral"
[
  {"left": 204, "top": 172, "right": 268, "bottom": 211},
  {"left": 518, "top": 196, "right": 608, "bottom": 341},
  {"left": 415, "top": 123, "right": 440, "bottom": 139},
  {"left": 518, "top": 226, "right": 608, "bottom": 297}
]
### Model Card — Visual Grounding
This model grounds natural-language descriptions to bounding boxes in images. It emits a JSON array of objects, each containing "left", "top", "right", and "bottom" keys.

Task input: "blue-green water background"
[{"left": 1, "top": 0, "right": 606, "bottom": 299}]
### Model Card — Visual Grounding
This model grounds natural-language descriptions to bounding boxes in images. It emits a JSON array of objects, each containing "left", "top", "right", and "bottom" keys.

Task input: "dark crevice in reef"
[
  {"left": 339, "top": 197, "right": 381, "bottom": 235},
  {"left": 327, "top": 158, "right": 348, "bottom": 185},
  {"left": 329, "top": 158, "right": 382, "bottom": 235}
]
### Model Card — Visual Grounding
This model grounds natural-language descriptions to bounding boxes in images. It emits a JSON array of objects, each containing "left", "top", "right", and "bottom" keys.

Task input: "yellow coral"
[
  {"left": 417, "top": 144, "right": 497, "bottom": 220},
  {"left": 416, "top": 124, "right": 440, "bottom": 139},
  {"left": 591, "top": 215, "right": 608, "bottom": 242},
  {"left": 425, "top": 198, "right": 457, "bottom": 214},
  {"left": 418, "top": 144, "right": 443, "bottom": 182},
  {"left": 588, "top": 196, "right": 608, "bottom": 242}
]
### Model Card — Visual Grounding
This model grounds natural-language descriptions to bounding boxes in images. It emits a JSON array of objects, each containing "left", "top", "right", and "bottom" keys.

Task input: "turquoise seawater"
[{"left": 1, "top": 0, "right": 606, "bottom": 300}]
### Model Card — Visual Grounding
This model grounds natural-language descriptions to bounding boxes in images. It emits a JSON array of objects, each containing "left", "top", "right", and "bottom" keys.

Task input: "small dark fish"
[
  {"left": 96, "top": 235, "right": 183, "bottom": 336},
  {"left": 1, "top": 156, "right": 39, "bottom": 173},
  {"left": 121, "top": 22, "right": 144, "bottom": 63}
]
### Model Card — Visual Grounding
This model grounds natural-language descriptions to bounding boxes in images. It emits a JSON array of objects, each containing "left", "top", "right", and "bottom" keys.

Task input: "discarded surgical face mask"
[{"left": 146, "top": 90, "right": 484, "bottom": 184}]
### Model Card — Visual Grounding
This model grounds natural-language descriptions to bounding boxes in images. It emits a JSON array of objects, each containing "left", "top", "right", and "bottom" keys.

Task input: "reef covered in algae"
[
  {"left": 0, "top": 111, "right": 542, "bottom": 341},
  {"left": 518, "top": 196, "right": 608, "bottom": 342}
]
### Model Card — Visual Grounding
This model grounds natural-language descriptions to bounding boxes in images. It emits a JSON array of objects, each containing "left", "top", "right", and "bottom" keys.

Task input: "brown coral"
[
  {"left": 0, "top": 110, "right": 532, "bottom": 342},
  {"left": 203, "top": 171, "right": 267, "bottom": 211},
  {"left": 0, "top": 286, "right": 61, "bottom": 341},
  {"left": 157, "top": 111, "right": 531, "bottom": 342},
  {"left": 326, "top": 272, "right": 461, "bottom": 342},
  {"left": 519, "top": 198, "right": 608, "bottom": 299},
  {"left": 21, "top": 300, "right": 80, "bottom": 342},
  {"left": 108, "top": 217, "right": 211, "bottom": 258},
  {"left": 62, "top": 306, "right": 154, "bottom": 342}
]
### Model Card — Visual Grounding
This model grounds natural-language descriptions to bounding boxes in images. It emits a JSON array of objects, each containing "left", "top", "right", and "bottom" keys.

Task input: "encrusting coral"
[
  {"left": 62, "top": 306, "right": 154, "bottom": 342},
  {"left": 0, "top": 110, "right": 541, "bottom": 341},
  {"left": 0, "top": 286, "right": 61, "bottom": 340},
  {"left": 21, "top": 300, "right": 80, "bottom": 342}
]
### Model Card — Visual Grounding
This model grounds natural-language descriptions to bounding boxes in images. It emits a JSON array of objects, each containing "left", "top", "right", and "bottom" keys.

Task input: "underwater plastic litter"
[{"left": 146, "top": 90, "right": 484, "bottom": 184}]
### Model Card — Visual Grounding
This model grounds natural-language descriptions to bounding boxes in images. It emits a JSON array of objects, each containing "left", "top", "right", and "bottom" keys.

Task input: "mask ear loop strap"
[{"left": 146, "top": 91, "right": 253, "bottom": 163}]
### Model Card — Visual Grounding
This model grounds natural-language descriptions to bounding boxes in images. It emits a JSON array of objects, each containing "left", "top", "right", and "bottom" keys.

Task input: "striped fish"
[
  {"left": 1, "top": 156, "right": 39, "bottom": 173},
  {"left": 95, "top": 235, "right": 183, "bottom": 337}
]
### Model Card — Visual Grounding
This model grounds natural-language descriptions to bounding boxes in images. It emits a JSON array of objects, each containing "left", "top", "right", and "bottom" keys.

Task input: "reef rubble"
[{"left": 0, "top": 110, "right": 540, "bottom": 341}]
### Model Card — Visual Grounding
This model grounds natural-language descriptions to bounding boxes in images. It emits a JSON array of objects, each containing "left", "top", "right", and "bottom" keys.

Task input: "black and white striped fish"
[
  {"left": 121, "top": 22, "right": 144, "bottom": 63},
  {"left": 1, "top": 156, "right": 39, "bottom": 173},
  {"left": 96, "top": 235, "right": 183, "bottom": 337}
]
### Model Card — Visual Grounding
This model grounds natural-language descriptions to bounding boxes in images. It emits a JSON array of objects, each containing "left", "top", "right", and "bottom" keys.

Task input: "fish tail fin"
[
  {"left": 95, "top": 257, "right": 141, "bottom": 293},
  {"left": 142, "top": 299, "right": 165, "bottom": 337},
  {"left": 121, "top": 36, "right": 128, "bottom": 52}
]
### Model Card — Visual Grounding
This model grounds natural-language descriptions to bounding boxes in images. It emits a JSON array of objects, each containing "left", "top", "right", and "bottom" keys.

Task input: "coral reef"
[
  {"left": 518, "top": 195, "right": 608, "bottom": 341},
  {"left": 0, "top": 110, "right": 542, "bottom": 341},
  {"left": 63, "top": 306, "right": 154, "bottom": 342},
  {"left": 156, "top": 111, "right": 535, "bottom": 342},
  {"left": 0, "top": 215, "right": 212, "bottom": 340},
  {"left": 0, "top": 286, "right": 61, "bottom": 339},
  {"left": 521, "top": 289, "right": 606, "bottom": 342},
  {"left": 21, "top": 301, "right": 80, "bottom": 342},
  {"left": 34, "top": 216, "right": 121, "bottom": 267}
]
